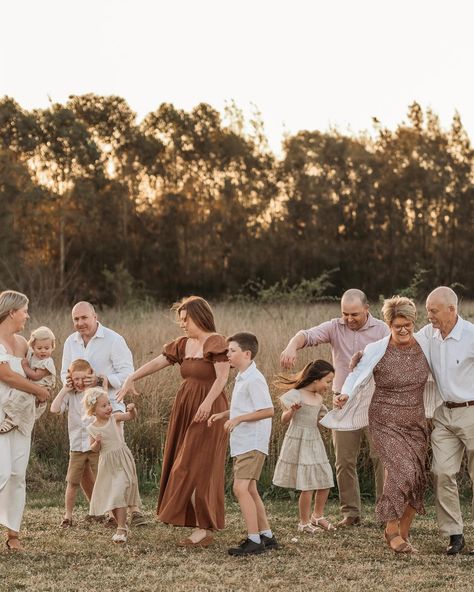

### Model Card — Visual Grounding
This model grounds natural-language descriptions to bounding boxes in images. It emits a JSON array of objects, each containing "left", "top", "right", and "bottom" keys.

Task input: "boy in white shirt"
[{"left": 209, "top": 332, "right": 277, "bottom": 556}]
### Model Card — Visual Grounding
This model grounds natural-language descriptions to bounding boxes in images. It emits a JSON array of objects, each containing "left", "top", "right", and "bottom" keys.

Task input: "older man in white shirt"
[
  {"left": 61, "top": 301, "right": 146, "bottom": 526},
  {"left": 418, "top": 287, "right": 474, "bottom": 555}
]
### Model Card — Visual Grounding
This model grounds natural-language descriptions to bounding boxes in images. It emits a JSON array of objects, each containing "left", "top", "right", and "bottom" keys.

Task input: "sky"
[{"left": 2, "top": 0, "right": 474, "bottom": 154}]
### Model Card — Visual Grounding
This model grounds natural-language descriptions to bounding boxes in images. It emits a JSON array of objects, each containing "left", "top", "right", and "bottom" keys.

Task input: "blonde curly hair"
[
  {"left": 381, "top": 296, "right": 417, "bottom": 326},
  {"left": 82, "top": 387, "right": 109, "bottom": 416}
]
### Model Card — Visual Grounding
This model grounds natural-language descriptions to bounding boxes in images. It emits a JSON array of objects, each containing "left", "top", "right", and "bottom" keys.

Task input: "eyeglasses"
[{"left": 391, "top": 323, "right": 413, "bottom": 332}]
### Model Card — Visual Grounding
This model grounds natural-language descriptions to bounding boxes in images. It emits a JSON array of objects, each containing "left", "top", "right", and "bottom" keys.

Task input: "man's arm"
[
  {"left": 106, "top": 335, "right": 134, "bottom": 389},
  {"left": 280, "top": 321, "right": 333, "bottom": 368},
  {"left": 61, "top": 337, "right": 72, "bottom": 385}
]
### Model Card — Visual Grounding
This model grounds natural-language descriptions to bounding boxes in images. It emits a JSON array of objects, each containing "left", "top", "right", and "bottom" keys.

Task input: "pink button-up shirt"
[{"left": 301, "top": 314, "right": 390, "bottom": 392}]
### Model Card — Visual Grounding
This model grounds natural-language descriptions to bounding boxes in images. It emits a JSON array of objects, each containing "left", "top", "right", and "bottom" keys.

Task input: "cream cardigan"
[{"left": 320, "top": 335, "right": 442, "bottom": 431}]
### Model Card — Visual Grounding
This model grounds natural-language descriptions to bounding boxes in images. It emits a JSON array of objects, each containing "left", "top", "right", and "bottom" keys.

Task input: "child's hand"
[
  {"left": 94, "top": 434, "right": 102, "bottom": 443},
  {"left": 21, "top": 358, "right": 29, "bottom": 370},
  {"left": 126, "top": 403, "right": 136, "bottom": 412},
  {"left": 224, "top": 418, "right": 239, "bottom": 433},
  {"left": 66, "top": 373, "right": 74, "bottom": 390},
  {"left": 333, "top": 394, "right": 349, "bottom": 409},
  {"left": 290, "top": 403, "right": 302, "bottom": 412},
  {"left": 207, "top": 413, "right": 220, "bottom": 427}
]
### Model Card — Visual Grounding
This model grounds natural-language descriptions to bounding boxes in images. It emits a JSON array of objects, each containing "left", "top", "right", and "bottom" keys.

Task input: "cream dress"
[
  {"left": 0, "top": 345, "right": 33, "bottom": 531},
  {"left": 88, "top": 417, "right": 141, "bottom": 515},
  {"left": 273, "top": 389, "right": 334, "bottom": 491}
]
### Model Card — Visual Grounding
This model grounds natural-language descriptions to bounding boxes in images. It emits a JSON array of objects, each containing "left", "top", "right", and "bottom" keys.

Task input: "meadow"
[{"left": 3, "top": 300, "right": 474, "bottom": 592}]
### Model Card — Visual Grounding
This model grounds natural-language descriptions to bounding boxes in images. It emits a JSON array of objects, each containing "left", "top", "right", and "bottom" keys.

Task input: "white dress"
[
  {"left": 272, "top": 389, "right": 334, "bottom": 491},
  {"left": 0, "top": 345, "right": 33, "bottom": 531}
]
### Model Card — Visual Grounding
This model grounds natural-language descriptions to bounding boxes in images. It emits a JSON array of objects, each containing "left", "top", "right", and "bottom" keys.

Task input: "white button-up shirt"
[
  {"left": 229, "top": 362, "right": 273, "bottom": 457},
  {"left": 61, "top": 323, "right": 134, "bottom": 411},
  {"left": 59, "top": 391, "right": 93, "bottom": 452},
  {"left": 417, "top": 316, "right": 474, "bottom": 403}
]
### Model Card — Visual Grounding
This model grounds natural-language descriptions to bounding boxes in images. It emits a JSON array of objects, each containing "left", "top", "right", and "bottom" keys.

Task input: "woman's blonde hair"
[
  {"left": 29, "top": 326, "right": 56, "bottom": 349},
  {"left": 82, "top": 387, "right": 108, "bottom": 416},
  {"left": 381, "top": 296, "right": 417, "bottom": 325},
  {"left": 0, "top": 290, "right": 29, "bottom": 325}
]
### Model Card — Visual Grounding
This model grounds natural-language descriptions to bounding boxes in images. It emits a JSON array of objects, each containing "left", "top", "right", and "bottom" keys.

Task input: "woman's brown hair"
[{"left": 172, "top": 296, "right": 216, "bottom": 333}]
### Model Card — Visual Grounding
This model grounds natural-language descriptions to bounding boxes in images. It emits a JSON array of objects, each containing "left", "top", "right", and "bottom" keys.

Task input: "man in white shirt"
[
  {"left": 61, "top": 301, "right": 146, "bottom": 526},
  {"left": 419, "top": 287, "right": 474, "bottom": 555}
]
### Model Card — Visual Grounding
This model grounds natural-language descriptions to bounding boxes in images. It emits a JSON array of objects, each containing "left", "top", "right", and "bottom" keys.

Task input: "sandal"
[
  {"left": 112, "top": 526, "right": 128, "bottom": 544},
  {"left": 60, "top": 518, "right": 73, "bottom": 528},
  {"left": 0, "top": 417, "right": 18, "bottom": 434},
  {"left": 384, "top": 530, "right": 414, "bottom": 554},
  {"left": 310, "top": 514, "right": 336, "bottom": 531},
  {"left": 297, "top": 522, "right": 319, "bottom": 534},
  {"left": 5, "top": 535, "right": 23, "bottom": 552}
]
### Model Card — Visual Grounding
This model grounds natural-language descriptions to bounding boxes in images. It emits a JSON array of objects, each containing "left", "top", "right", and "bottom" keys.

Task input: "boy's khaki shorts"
[
  {"left": 233, "top": 450, "right": 266, "bottom": 481},
  {"left": 66, "top": 451, "right": 99, "bottom": 485}
]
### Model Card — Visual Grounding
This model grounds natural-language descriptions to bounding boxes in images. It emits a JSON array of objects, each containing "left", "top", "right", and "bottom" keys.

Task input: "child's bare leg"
[
  {"left": 64, "top": 483, "right": 78, "bottom": 519},
  {"left": 299, "top": 490, "right": 313, "bottom": 524},
  {"left": 312, "top": 488, "right": 330, "bottom": 517},
  {"left": 112, "top": 507, "right": 127, "bottom": 530},
  {"left": 234, "top": 479, "right": 259, "bottom": 534},
  {"left": 248, "top": 480, "right": 270, "bottom": 532},
  {"left": 187, "top": 490, "right": 210, "bottom": 542}
]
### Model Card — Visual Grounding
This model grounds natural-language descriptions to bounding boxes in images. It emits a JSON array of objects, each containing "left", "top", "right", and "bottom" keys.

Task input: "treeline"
[{"left": 1, "top": 96, "right": 473, "bottom": 304}]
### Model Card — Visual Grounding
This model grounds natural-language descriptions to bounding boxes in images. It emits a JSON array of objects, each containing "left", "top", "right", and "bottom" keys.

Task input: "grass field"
[{"left": 1, "top": 494, "right": 474, "bottom": 592}]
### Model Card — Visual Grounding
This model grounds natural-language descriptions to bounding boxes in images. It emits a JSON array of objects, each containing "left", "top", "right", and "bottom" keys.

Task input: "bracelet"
[{"left": 97, "top": 377, "right": 104, "bottom": 387}]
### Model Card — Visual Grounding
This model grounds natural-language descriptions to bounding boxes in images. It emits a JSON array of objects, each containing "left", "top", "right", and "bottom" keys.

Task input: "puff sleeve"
[
  {"left": 162, "top": 337, "right": 187, "bottom": 365},
  {"left": 203, "top": 335, "right": 228, "bottom": 363},
  {"left": 279, "top": 389, "right": 301, "bottom": 409}
]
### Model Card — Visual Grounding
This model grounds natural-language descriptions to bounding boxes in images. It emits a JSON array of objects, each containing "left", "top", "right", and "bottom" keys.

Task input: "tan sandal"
[
  {"left": 384, "top": 530, "right": 413, "bottom": 553},
  {"left": 60, "top": 518, "right": 73, "bottom": 528},
  {"left": 5, "top": 535, "right": 23, "bottom": 552},
  {"left": 0, "top": 416, "right": 18, "bottom": 434},
  {"left": 297, "top": 522, "right": 319, "bottom": 534},
  {"left": 310, "top": 515, "right": 336, "bottom": 531},
  {"left": 112, "top": 526, "right": 128, "bottom": 544}
]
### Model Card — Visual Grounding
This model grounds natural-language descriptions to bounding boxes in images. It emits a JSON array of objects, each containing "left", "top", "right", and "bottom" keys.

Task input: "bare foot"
[
  {"left": 6, "top": 537, "right": 24, "bottom": 551},
  {"left": 188, "top": 528, "right": 210, "bottom": 543}
]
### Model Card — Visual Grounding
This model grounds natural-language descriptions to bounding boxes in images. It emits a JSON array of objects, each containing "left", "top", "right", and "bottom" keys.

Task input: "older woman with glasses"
[{"left": 321, "top": 296, "right": 441, "bottom": 554}]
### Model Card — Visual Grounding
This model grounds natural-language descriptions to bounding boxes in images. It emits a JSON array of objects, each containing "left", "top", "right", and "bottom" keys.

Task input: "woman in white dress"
[{"left": 0, "top": 291, "right": 49, "bottom": 551}]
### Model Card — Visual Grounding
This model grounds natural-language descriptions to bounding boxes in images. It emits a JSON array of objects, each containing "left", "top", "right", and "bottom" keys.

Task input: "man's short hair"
[{"left": 227, "top": 332, "right": 259, "bottom": 359}]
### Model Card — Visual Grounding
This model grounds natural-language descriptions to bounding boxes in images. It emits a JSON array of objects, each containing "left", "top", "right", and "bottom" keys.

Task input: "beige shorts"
[
  {"left": 233, "top": 450, "right": 266, "bottom": 481},
  {"left": 66, "top": 450, "right": 99, "bottom": 485}
]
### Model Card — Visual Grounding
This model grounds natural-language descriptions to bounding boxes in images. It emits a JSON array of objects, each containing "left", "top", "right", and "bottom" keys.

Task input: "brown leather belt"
[{"left": 444, "top": 400, "right": 474, "bottom": 409}]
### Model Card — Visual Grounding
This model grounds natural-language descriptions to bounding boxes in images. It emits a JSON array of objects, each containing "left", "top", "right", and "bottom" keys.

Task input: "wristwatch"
[{"left": 97, "top": 377, "right": 104, "bottom": 387}]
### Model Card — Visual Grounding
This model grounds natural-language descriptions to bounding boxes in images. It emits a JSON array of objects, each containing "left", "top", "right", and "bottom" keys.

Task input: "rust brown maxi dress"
[
  {"left": 368, "top": 341, "right": 430, "bottom": 523},
  {"left": 158, "top": 334, "right": 228, "bottom": 530}
]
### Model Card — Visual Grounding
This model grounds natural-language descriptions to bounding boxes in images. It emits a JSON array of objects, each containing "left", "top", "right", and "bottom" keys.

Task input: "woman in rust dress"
[{"left": 118, "top": 296, "right": 229, "bottom": 546}]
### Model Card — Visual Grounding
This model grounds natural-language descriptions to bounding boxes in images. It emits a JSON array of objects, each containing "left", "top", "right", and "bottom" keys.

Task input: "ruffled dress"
[
  {"left": 273, "top": 389, "right": 334, "bottom": 491},
  {"left": 88, "top": 417, "right": 141, "bottom": 514},
  {"left": 158, "top": 334, "right": 228, "bottom": 530}
]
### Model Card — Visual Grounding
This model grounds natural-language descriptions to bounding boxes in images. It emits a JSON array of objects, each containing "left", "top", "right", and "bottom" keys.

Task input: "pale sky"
[{"left": 2, "top": 0, "right": 474, "bottom": 154}]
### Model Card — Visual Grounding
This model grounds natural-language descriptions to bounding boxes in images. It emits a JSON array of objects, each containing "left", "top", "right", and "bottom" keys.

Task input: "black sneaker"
[
  {"left": 228, "top": 538, "right": 266, "bottom": 556},
  {"left": 260, "top": 534, "right": 279, "bottom": 550}
]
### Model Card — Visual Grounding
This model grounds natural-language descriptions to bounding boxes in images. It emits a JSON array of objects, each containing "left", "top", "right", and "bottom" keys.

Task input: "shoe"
[
  {"left": 60, "top": 518, "right": 73, "bottom": 529},
  {"left": 5, "top": 535, "right": 23, "bottom": 552},
  {"left": 297, "top": 522, "right": 318, "bottom": 534},
  {"left": 129, "top": 511, "right": 148, "bottom": 527},
  {"left": 384, "top": 530, "right": 413, "bottom": 554},
  {"left": 177, "top": 534, "right": 214, "bottom": 548},
  {"left": 112, "top": 526, "right": 128, "bottom": 544},
  {"left": 260, "top": 534, "right": 279, "bottom": 550},
  {"left": 0, "top": 416, "right": 18, "bottom": 434},
  {"left": 447, "top": 534, "right": 465, "bottom": 555},
  {"left": 310, "top": 515, "right": 336, "bottom": 531},
  {"left": 228, "top": 538, "right": 266, "bottom": 556},
  {"left": 337, "top": 516, "right": 361, "bottom": 527}
]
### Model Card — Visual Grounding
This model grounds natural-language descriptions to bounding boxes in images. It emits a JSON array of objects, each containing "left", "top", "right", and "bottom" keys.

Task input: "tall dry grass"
[{"left": 27, "top": 300, "right": 474, "bottom": 497}]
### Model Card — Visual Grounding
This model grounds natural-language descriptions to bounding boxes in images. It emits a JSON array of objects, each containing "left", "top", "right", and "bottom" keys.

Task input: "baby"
[{"left": 0, "top": 326, "right": 56, "bottom": 434}]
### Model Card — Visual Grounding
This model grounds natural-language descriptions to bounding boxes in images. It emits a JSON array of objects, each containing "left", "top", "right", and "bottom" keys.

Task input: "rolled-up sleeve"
[
  {"left": 107, "top": 336, "right": 134, "bottom": 389},
  {"left": 301, "top": 320, "right": 333, "bottom": 347}
]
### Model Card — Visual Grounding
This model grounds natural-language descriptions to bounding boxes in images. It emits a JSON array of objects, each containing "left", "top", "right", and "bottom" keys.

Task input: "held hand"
[
  {"left": 36, "top": 386, "right": 50, "bottom": 403},
  {"left": 116, "top": 377, "right": 138, "bottom": 403},
  {"left": 224, "top": 418, "right": 239, "bottom": 433},
  {"left": 333, "top": 394, "right": 349, "bottom": 409},
  {"left": 193, "top": 400, "right": 212, "bottom": 423},
  {"left": 83, "top": 373, "right": 98, "bottom": 388},
  {"left": 126, "top": 403, "right": 136, "bottom": 412},
  {"left": 207, "top": 412, "right": 222, "bottom": 427},
  {"left": 94, "top": 434, "right": 102, "bottom": 443},
  {"left": 21, "top": 358, "right": 29, "bottom": 370},
  {"left": 280, "top": 347, "right": 297, "bottom": 369},
  {"left": 290, "top": 402, "right": 302, "bottom": 412},
  {"left": 349, "top": 351, "right": 363, "bottom": 370}
]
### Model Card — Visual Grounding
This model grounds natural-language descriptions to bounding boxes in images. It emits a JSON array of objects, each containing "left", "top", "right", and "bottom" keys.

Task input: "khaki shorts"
[
  {"left": 66, "top": 451, "right": 99, "bottom": 485},
  {"left": 233, "top": 450, "right": 266, "bottom": 481}
]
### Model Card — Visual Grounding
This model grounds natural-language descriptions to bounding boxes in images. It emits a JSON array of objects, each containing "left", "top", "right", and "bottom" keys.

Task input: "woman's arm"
[
  {"left": 193, "top": 361, "right": 230, "bottom": 423},
  {"left": 0, "top": 363, "right": 49, "bottom": 401},
  {"left": 116, "top": 354, "right": 171, "bottom": 402}
]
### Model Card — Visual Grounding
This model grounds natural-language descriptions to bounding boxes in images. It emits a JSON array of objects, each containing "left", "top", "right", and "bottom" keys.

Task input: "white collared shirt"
[
  {"left": 417, "top": 316, "right": 474, "bottom": 403},
  {"left": 61, "top": 322, "right": 134, "bottom": 411},
  {"left": 229, "top": 362, "right": 273, "bottom": 457},
  {"left": 59, "top": 390, "right": 93, "bottom": 452}
]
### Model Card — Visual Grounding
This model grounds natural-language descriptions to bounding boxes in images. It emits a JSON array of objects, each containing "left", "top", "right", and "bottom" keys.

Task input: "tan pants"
[
  {"left": 431, "top": 404, "right": 474, "bottom": 536},
  {"left": 333, "top": 427, "right": 384, "bottom": 518}
]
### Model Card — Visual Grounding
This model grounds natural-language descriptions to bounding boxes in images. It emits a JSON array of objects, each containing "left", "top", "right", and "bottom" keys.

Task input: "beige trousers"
[
  {"left": 333, "top": 427, "right": 384, "bottom": 518},
  {"left": 431, "top": 404, "right": 474, "bottom": 536}
]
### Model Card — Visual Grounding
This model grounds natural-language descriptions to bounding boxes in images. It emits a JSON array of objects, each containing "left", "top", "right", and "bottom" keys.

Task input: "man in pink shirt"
[{"left": 280, "top": 289, "right": 389, "bottom": 526}]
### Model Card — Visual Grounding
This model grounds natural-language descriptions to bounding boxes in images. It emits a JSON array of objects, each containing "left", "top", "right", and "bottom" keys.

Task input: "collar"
[
  {"left": 337, "top": 312, "right": 378, "bottom": 331},
  {"left": 236, "top": 361, "right": 256, "bottom": 382},
  {"left": 72, "top": 322, "right": 104, "bottom": 343},
  {"left": 434, "top": 316, "right": 464, "bottom": 342}
]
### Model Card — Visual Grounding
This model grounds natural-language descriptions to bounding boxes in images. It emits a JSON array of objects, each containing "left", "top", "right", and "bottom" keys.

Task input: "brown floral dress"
[
  {"left": 368, "top": 341, "right": 430, "bottom": 522},
  {"left": 158, "top": 334, "right": 228, "bottom": 530}
]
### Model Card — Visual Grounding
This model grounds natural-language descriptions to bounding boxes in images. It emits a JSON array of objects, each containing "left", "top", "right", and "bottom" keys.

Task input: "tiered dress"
[
  {"left": 158, "top": 335, "right": 228, "bottom": 530},
  {"left": 273, "top": 389, "right": 334, "bottom": 491}
]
